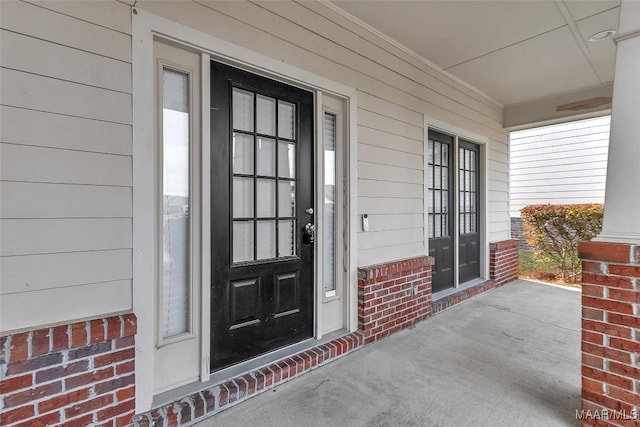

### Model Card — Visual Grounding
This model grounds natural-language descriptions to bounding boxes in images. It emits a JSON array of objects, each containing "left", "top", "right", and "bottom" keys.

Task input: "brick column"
[
  {"left": 357, "top": 256, "right": 433, "bottom": 344},
  {"left": 578, "top": 241, "right": 640, "bottom": 424},
  {"left": 489, "top": 239, "right": 519, "bottom": 286},
  {"left": 0, "top": 314, "right": 137, "bottom": 426}
]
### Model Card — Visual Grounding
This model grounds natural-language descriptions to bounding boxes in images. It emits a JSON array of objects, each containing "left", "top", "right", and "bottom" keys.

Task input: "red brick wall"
[
  {"left": 578, "top": 241, "right": 640, "bottom": 426},
  {"left": 357, "top": 256, "right": 433, "bottom": 344},
  {"left": 489, "top": 239, "right": 519, "bottom": 286},
  {"left": 134, "top": 332, "right": 363, "bottom": 426},
  {"left": 432, "top": 280, "right": 498, "bottom": 315},
  {"left": 0, "top": 314, "right": 136, "bottom": 427}
]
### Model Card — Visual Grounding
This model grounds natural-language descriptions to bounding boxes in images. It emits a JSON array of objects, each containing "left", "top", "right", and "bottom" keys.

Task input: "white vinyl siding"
[
  {"left": 510, "top": 116, "right": 610, "bottom": 217},
  {"left": 488, "top": 137, "right": 511, "bottom": 242},
  {"left": 137, "top": 0, "right": 511, "bottom": 260},
  {"left": 1, "top": 0, "right": 513, "bottom": 333},
  {"left": 0, "top": 0, "right": 133, "bottom": 332},
  {"left": 357, "top": 97, "right": 425, "bottom": 265},
  {"left": 134, "top": 1, "right": 509, "bottom": 267}
]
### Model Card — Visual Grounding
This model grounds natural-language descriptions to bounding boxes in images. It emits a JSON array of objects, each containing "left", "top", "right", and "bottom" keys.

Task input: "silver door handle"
[{"left": 304, "top": 223, "right": 316, "bottom": 237}]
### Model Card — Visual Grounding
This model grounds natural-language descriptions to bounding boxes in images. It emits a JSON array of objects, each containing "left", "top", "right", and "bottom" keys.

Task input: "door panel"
[
  {"left": 210, "top": 62, "right": 314, "bottom": 370},
  {"left": 458, "top": 140, "right": 480, "bottom": 283},
  {"left": 427, "top": 130, "right": 454, "bottom": 292}
]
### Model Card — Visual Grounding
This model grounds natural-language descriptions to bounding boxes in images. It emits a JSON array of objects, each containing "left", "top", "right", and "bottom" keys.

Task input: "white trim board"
[
  {"left": 134, "top": 8, "right": 355, "bottom": 99},
  {"left": 425, "top": 115, "right": 489, "bottom": 146}
]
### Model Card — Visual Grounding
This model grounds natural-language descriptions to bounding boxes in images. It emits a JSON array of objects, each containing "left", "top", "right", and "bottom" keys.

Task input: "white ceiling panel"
[
  {"left": 333, "top": 0, "right": 566, "bottom": 69},
  {"left": 564, "top": 0, "right": 620, "bottom": 21},
  {"left": 576, "top": 8, "right": 620, "bottom": 82},
  {"left": 446, "top": 27, "right": 601, "bottom": 105},
  {"left": 330, "top": 0, "right": 620, "bottom": 111}
]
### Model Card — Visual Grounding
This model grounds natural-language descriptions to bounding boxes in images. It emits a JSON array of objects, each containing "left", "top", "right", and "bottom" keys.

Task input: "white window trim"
[
  {"left": 315, "top": 94, "right": 350, "bottom": 339},
  {"left": 133, "top": 8, "right": 358, "bottom": 413},
  {"left": 321, "top": 100, "right": 346, "bottom": 303},
  {"left": 155, "top": 60, "right": 197, "bottom": 348},
  {"left": 200, "top": 54, "right": 211, "bottom": 379},
  {"left": 423, "top": 116, "right": 490, "bottom": 290}
]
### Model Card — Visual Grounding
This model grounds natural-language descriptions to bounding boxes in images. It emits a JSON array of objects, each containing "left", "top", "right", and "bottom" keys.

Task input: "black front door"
[
  {"left": 210, "top": 62, "right": 314, "bottom": 370},
  {"left": 458, "top": 140, "right": 480, "bottom": 283},
  {"left": 427, "top": 130, "right": 454, "bottom": 292}
]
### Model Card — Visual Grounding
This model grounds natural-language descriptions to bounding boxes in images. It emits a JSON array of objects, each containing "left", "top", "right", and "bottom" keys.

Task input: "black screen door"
[
  {"left": 427, "top": 130, "right": 454, "bottom": 292},
  {"left": 458, "top": 140, "right": 480, "bottom": 283},
  {"left": 210, "top": 62, "right": 314, "bottom": 370}
]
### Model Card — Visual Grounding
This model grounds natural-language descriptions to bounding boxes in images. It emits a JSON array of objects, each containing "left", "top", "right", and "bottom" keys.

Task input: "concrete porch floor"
[{"left": 197, "top": 280, "right": 581, "bottom": 427}]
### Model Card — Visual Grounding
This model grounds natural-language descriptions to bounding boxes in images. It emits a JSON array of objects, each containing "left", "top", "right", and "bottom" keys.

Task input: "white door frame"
[
  {"left": 423, "top": 115, "right": 490, "bottom": 292},
  {"left": 133, "top": 8, "right": 358, "bottom": 413}
]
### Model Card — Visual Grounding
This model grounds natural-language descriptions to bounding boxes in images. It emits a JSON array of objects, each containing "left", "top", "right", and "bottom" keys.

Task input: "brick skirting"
[
  {"left": 133, "top": 332, "right": 364, "bottom": 426},
  {"left": 578, "top": 241, "right": 640, "bottom": 426},
  {"left": 0, "top": 314, "right": 137, "bottom": 427},
  {"left": 432, "top": 280, "right": 498, "bottom": 315},
  {"left": 357, "top": 256, "right": 434, "bottom": 344}
]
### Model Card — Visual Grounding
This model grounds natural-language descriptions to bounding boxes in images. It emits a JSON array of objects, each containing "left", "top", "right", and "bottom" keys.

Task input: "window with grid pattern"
[
  {"left": 427, "top": 138, "right": 450, "bottom": 239},
  {"left": 231, "top": 88, "right": 298, "bottom": 263},
  {"left": 458, "top": 146, "right": 478, "bottom": 234}
]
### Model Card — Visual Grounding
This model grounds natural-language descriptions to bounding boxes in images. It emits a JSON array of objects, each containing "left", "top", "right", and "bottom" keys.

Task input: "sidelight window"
[
  {"left": 323, "top": 112, "right": 337, "bottom": 296},
  {"left": 160, "top": 67, "right": 191, "bottom": 339}
]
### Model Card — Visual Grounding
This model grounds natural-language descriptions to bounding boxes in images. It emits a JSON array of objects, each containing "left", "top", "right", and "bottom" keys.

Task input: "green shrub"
[
  {"left": 518, "top": 250, "right": 562, "bottom": 282},
  {"left": 520, "top": 204, "right": 603, "bottom": 282}
]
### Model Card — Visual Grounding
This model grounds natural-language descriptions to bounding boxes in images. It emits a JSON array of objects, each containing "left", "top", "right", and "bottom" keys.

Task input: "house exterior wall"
[
  {"left": 1, "top": 0, "right": 510, "bottom": 336},
  {"left": 0, "top": 0, "right": 134, "bottom": 332},
  {"left": 509, "top": 115, "right": 610, "bottom": 218},
  {"left": 134, "top": 0, "right": 511, "bottom": 267},
  {"left": 1, "top": 0, "right": 516, "bottom": 423}
]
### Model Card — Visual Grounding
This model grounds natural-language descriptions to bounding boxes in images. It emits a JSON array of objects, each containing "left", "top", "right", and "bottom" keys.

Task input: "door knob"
[{"left": 303, "top": 222, "right": 316, "bottom": 244}]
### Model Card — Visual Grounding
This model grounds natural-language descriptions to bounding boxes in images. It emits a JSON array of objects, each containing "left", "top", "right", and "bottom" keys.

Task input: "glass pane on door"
[
  {"left": 278, "top": 100, "right": 296, "bottom": 140},
  {"left": 231, "top": 86, "right": 298, "bottom": 263},
  {"left": 232, "top": 133, "right": 254, "bottom": 174},
  {"left": 257, "top": 220, "right": 276, "bottom": 259},
  {"left": 233, "top": 177, "right": 253, "bottom": 218},
  {"left": 256, "top": 95, "right": 276, "bottom": 136},
  {"left": 256, "top": 137, "right": 276, "bottom": 176},
  {"left": 278, "top": 219, "right": 295, "bottom": 257},
  {"left": 233, "top": 88, "right": 254, "bottom": 132},
  {"left": 278, "top": 143, "right": 296, "bottom": 178},
  {"left": 459, "top": 143, "right": 478, "bottom": 236},
  {"left": 427, "top": 138, "right": 450, "bottom": 238},
  {"left": 233, "top": 221, "right": 254, "bottom": 263}
]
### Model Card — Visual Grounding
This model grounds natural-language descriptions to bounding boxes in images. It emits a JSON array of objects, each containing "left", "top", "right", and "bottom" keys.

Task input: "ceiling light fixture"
[{"left": 588, "top": 29, "right": 616, "bottom": 42}]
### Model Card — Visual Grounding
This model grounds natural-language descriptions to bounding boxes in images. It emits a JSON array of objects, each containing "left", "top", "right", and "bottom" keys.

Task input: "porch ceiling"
[{"left": 330, "top": 0, "right": 620, "bottom": 128}]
